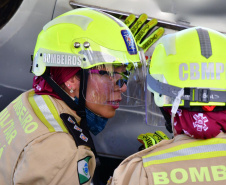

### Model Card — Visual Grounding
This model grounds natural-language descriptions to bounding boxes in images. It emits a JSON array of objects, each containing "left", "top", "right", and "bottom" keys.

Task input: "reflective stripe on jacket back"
[{"left": 142, "top": 137, "right": 226, "bottom": 185}]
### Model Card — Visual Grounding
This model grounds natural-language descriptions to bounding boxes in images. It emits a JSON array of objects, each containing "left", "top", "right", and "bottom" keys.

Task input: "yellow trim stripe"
[
  {"left": 143, "top": 139, "right": 226, "bottom": 167},
  {"left": 143, "top": 150, "right": 226, "bottom": 167},
  {"left": 28, "top": 91, "right": 68, "bottom": 133},
  {"left": 28, "top": 91, "right": 55, "bottom": 132},
  {"left": 42, "top": 95, "right": 68, "bottom": 133},
  {"left": 143, "top": 138, "right": 226, "bottom": 159}
]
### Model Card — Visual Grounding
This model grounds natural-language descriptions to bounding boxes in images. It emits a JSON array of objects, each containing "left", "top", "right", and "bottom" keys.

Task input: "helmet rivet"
[
  {"left": 83, "top": 42, "right": 90, "bottom": 48},
  {"left": 40, "top": 53, "right": 42, "bottom": 57},
  {"left": 74, "top": 42, "right": 80, "bottom": 48},
  {"left": 83, "top": 58, "right": 86, "bottom": 61}
]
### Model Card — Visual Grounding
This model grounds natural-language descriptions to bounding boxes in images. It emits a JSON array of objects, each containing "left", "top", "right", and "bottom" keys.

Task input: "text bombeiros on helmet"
[{"left": 42, "top": 53, "right": 82, "bottom": 66}]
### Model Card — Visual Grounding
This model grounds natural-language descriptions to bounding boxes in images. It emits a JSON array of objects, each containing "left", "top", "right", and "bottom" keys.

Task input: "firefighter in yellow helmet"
[
  {"left": 0, "top": 8, "right": 147, "bottom": 184},
  {"left": 110, "top": 27, "right": 226, "bottom": 185}
]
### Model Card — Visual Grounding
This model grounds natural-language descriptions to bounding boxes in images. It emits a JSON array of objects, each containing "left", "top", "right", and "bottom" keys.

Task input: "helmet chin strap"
[
  {"left": 170, "top": 89, "right": 184, "bottom": 136},
  {"left": 41, "top": 68, "right": 88, "bottom": 118},
  {"left": 41, "top": 68, "right": 80, "bottom": 111},
  {"left": 77, "top": 69, "right": 88, "bottom": 118},
  {"left": 159, "top": 107, "right": 173, "bottom": 133}
]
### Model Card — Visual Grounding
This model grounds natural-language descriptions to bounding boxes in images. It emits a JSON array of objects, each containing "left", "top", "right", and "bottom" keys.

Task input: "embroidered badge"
[
  {"left": 78, "top": 156, "right": 91, "bottom": 184},
  {"left": 74, "top": 125, "right": 82, "bottom": 132},
  {"left": 80, "top": 133, "right": 88, "bottom": 142},
  {"left": 68, "top": 116, "right": 75, "bottom": 124},
  {"left": 121, "top": 30, "right": 137, "bottom": 55},
  {"left": 193, "top": 113, "right": 209, "bottom": 132},
  {"left": 67, "top": 116, "right": 83, "bottom": 132}
]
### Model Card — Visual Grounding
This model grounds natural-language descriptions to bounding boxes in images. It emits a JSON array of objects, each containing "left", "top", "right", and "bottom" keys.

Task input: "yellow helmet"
[
  {"left": 32, "top": 8, "right": 142, "bottom": 76},
  {"left": 146, "top": 27, "right": 226, "bottom": 128},
  {"left": 148, "top": 27, "right": 226, "bottom": 107},
  {"left": 32, "top": 8, "right": 146, "bottom": 108}
]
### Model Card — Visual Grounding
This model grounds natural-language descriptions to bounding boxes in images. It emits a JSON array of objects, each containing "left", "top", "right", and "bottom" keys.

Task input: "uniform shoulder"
[
  {"left": 27, "top": 132, "right": 78, "bottom": 157},
  {"left": 121, "top": 139, "right": 173, "bottom": 166},
  {"left": 14, "top": 132, "right": 95, "bottom": 184}
]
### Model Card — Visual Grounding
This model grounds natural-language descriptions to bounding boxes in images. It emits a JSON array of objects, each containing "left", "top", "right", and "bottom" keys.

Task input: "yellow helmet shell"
[
  {"left": 33, "top": 8, "right": 141, "bottom": 76},
  {"left": 150, "top": 27, "right": 226, "bottom": 107}
]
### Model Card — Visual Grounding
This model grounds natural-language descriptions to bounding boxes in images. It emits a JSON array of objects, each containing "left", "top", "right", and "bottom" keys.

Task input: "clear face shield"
[
  {"left": 80, "top": 39, "right": 147, "bottom": 107},
  {"left": 145, "top": 73, "right": 168, "bottom": 127}
]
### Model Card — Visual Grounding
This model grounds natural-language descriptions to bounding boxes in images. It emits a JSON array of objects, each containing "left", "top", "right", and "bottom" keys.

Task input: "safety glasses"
[{"left": 89, "top": 69, "right": 129, "bottom": 88}]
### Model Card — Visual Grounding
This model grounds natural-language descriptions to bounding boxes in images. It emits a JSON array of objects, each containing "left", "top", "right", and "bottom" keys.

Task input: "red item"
[
  {"left": 202, "top": 106, "right": 216, "bottom": 111},
  {"left": 33, "top": 67, "right": 81, "bottom": 99},
  {"left": 164, "top": 108, "right": 226, "bottom": 139}
]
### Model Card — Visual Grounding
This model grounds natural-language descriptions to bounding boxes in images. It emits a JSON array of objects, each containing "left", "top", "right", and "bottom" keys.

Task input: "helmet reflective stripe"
[
  {"left": 33, "top": 48, "right": 82, "bottom": 76},
  {"left": 43, "top": 14, "right": 93, "bottom": 31},
  {"left": 33, "top": 46, "right": 139, "bottom": 76},
  {"left": 196, "top": 28, "right": 212, "bottom": 59},
  {"left": 142, "top": 138, "right": 226, "bottom": 167},
  {"left": 156, "top": 28, "right": 213, "bottom": 58},
  {"left": 79, "top": 50, "right": 116, "bottom": 68},
  {"left": 147, "top": 73, "right": 226, "bottom": 105},
  {"left": 28, "top": 91, "right": 68, "bottom": 133}
]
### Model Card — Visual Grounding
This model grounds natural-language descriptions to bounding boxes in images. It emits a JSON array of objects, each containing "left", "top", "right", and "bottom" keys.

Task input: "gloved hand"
[
  {"left": 124, "top": 14, "right": 164, "bottom": 53},
  {"left": 137, "top": 131, "right": 169, "bottom": 151}
]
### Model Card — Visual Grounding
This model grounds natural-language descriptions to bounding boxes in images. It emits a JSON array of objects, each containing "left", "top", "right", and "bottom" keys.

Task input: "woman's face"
[{"left": 85, "top": 65, "right": 127, "bottom": 118}]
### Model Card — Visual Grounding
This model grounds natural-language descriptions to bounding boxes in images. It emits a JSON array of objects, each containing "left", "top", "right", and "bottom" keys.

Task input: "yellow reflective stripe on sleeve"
[
  {"left": 143, "top": 138, "right": 226, "bottom": 167},
  {"left": 41, "top": 95, "right": 68, "bottom": 133},
  {"left": 28, "top": 91, "right": 55, "bottom": 132},
  {"left": 28, "top": 91, "right": 68, "bottom": 133}
]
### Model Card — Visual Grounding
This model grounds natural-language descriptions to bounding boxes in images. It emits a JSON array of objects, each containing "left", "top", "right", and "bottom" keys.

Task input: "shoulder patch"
[
  {"left": 77, "top": 156, "right": 91, "bottom": 184},
  {"left": 121, "top": 30, "right": 137, "bottom": 55},
  {"left": 78, "top": 156, "right": 92, "bottom": 184}
]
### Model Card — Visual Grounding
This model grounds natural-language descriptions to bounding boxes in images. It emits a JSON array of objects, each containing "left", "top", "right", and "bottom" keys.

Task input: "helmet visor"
[
  {"left": 83, "top": 62, "right": 146, "bottom": 107},
  {"left": 79, "top": 39, "right": 146, "bottom": 107},
  {"left": 145, "top": 73, "right": 169, "bottom": 126},
  {"left": 146, "top": 87, "right": 165, "bottom": 127}
]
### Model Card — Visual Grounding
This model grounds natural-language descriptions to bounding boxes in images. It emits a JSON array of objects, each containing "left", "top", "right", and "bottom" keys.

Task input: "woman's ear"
[{"left": 64, "top": 75, "right": 80, "bottom": 97}]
